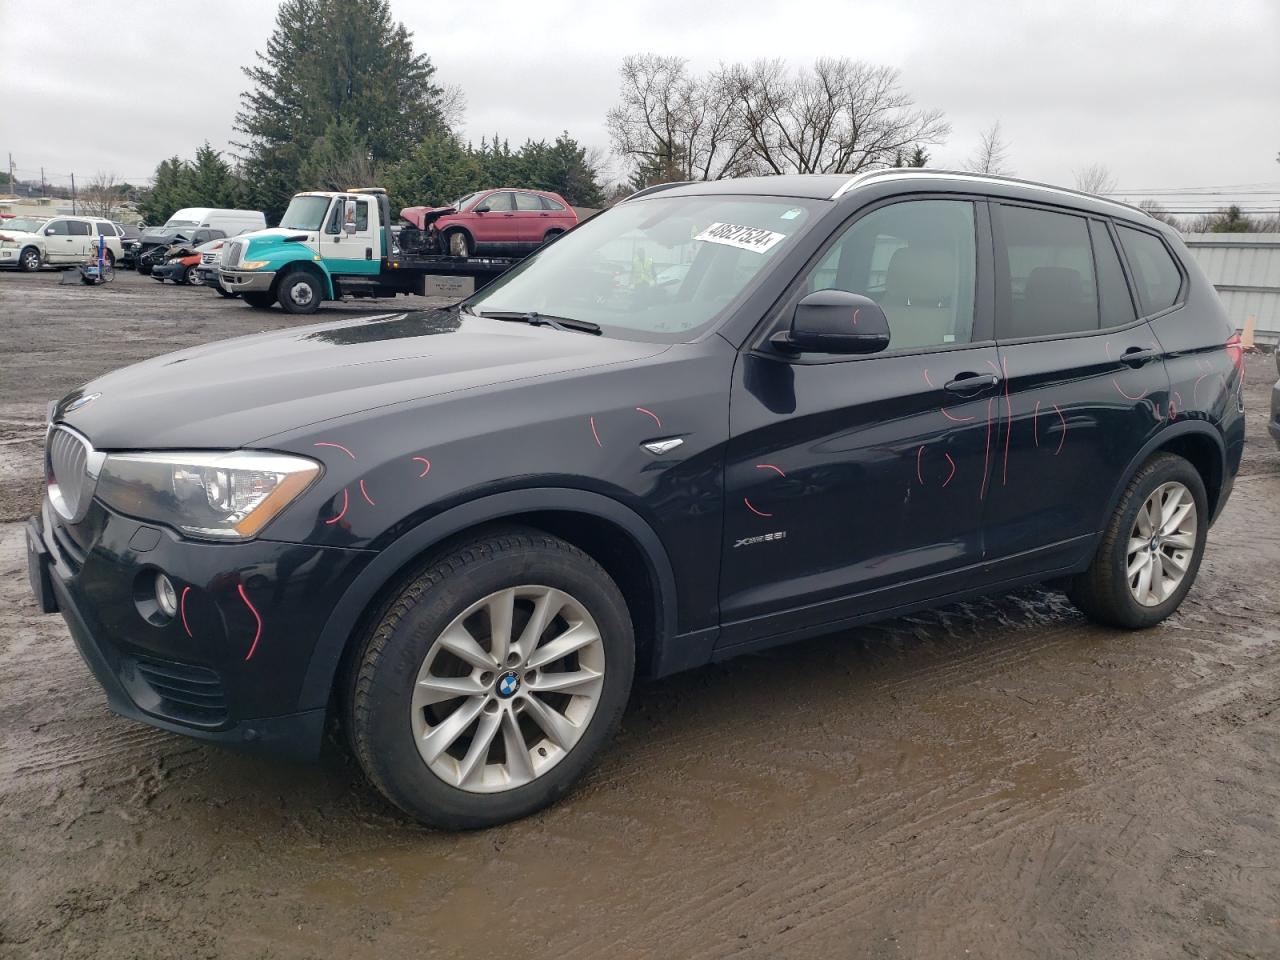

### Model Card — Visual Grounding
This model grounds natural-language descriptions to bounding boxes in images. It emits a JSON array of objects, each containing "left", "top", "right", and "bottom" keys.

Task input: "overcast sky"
[{"left": 2, "top": 0, "right": 1277, "bottom": 210}]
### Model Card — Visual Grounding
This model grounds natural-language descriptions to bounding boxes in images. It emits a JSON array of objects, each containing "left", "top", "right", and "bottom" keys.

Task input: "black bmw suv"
[{"left": 27, "top": 170, "right": 1244, "bottom": 828}]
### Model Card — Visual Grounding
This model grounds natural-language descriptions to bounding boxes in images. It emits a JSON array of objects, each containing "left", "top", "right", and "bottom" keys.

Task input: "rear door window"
[
  {"left": 997, "top": 205, "right": 1099, "bottom": 338},
  {"left": 1089, "top": 220, "right": 1137, "bottom": 329},
  {"left": 1117, "top": 225, "right": 1183, "bottom": 315},
  {"left": 67, "top": 221, "right": 91, "bottom": 236},
  {"left": 514, "top": 193, "right": 544, "bottom": 212}
]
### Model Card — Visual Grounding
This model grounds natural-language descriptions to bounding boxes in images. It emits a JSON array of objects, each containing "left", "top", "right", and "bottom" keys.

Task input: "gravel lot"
[{"left": 2, "top": 268, "right": 1279, "bottom": 959}]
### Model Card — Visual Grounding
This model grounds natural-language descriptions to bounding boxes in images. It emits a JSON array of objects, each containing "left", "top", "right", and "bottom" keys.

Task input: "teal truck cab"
[{"left": 219, "top": 188, "right": 518, "bottom": 313}]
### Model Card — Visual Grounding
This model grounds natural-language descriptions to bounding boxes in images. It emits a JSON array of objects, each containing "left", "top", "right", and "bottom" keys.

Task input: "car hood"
[
  {"left": 56, "top": 309, "right": 669, "bottom": 449},
  {"left": 400, "top": 206, "right": 457, "bottom": 230},
  {"left": 0, "top": 229, "right": 39, "bottom": 242}
]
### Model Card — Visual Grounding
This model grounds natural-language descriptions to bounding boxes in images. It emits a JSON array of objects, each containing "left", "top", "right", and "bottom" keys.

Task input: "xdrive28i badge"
[{"left": 734, "top": 531, "right": 787, "bottom": 549}]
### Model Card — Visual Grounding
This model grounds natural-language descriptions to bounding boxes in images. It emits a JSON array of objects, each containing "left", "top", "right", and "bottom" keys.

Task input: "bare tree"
[
  {"left": 607, "top": 54, "right": 947, "bottom": 184},
  {"left": 80, "top": 172, "right": 125, "bottom": 220},
  {"left": 1137, "top": 199, "right": 1181, "bottom": 229},
  {"left": 436, "top": 82, "right": 467, "bottom": 132},
  {"left": 607, "top": 55, "right": 753, "bottom": 185},
  {"left": 965, "top": 121, "right": 1011, "bottom": 176},
  {"left": 1074, "top": 163, "right": 1117, "bottom": 196},
  {"left": 723, "top": 57, "right": 948, "bottom": 175}
]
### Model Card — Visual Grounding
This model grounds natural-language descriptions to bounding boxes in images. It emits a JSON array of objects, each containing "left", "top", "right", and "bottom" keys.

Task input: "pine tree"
[{"left": 234, "top": 0, "right": 446, "bottom": 221}]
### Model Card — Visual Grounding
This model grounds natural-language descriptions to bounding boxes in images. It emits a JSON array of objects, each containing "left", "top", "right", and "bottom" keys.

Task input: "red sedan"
[{"left": 401, "top": 188, "right": 578, "bottom": 257}]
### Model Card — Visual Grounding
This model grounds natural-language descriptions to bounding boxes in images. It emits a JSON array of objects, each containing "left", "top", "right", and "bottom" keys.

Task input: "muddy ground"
[{"left": 1, "top": 268, "right": 1278, "bottom": 959}]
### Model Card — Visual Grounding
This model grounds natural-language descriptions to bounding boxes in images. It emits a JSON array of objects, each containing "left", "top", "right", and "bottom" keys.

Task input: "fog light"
[{"left": 155, "top": 573, "right": 179, "bottom": 618}]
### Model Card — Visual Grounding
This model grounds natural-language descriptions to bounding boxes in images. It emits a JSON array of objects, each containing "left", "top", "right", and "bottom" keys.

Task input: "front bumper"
[
  {"left": 26, "top": 496, "right": 373, "bottom": 758},
  {"left": 150, "top": 262, "right": 188, "bottom": 281},
  {"left": 194, "top": 266, "right": 222, "bottom": 286},
  {"left": 0, "top": 245, "right": 33, "bottom": 266},
  {"left": 219, "top": 269, "right": 276, "bottom": 293}
]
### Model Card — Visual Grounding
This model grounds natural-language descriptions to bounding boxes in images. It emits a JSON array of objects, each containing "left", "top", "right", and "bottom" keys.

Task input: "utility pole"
[
  {"left": 40, "top": 167, "right": 46, "bottom": 198},
  {"left": 70, "top": 172, "right": 77, "bottom": 214},
  {"left": 7, "top": 154, "right": 13, "bottom": 197}
]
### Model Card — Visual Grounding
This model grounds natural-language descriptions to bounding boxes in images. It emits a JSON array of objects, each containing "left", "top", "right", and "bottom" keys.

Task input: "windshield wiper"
[{"left": 478, "top": 310, "right": 602, "bottom": 335}]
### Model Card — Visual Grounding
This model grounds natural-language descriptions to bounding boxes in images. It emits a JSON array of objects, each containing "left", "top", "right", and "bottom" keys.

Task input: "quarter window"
[
  {"left": 802, "top": 199, "right": 977, "bottom": 350},
  {"left": 543, "top": 197, "right": 567, "bottom": 211},
  {"left": 95, "top": 223, "right": 114, "bottom": 236},
  {"left": 1117, "top": 225, "right": 1182, "bottom": 315},
  {"left": 998, "top": 205, "right": 1098, "bottom": 338}
]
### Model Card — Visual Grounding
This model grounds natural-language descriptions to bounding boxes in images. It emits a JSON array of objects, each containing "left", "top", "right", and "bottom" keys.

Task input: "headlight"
[
  {"left": 239, "top": 259, "right": 271, "bottom": 270},
  {"left": 0, "top": 240, "right": 15, "bottom": 248},
  {"left": 95, "top": 450, "right": 321, "bottom": 541}
]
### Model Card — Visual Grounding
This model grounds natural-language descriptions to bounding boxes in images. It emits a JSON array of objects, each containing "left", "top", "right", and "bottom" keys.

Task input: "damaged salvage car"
[
  {"left": 28, "top": 170, "right": 1244, "bottom": 829},
  {"left": 399, "top": 187, "right": 578, "bottom": 257}
]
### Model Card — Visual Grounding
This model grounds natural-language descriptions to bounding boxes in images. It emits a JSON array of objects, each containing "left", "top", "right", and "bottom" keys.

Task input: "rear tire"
[
  {"left": 278, "top": 269, "right": 322, "bottom": 314},
  {"left": 541, "top": 229, "right": 563, "bottom": 246},
  {"left": 347, "top": 527, "right": 634, "bottom": 829},
  {"left": 1067, "top": 453, "right": 1207, "bottom": 629},
  {"left": 242, "top": 292, "right": 275, "bottom": 309}
]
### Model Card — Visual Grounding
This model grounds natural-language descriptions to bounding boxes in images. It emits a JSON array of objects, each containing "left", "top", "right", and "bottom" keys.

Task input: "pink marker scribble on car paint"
[
  {"left": 412, "top": 456, "right": 432, "bottom": 478},
  {"left": 1170, "top": 390, "right": 1182, "bottom": 420},
  {"left": 916, "top": 445, "right": 925, "bottom": 485},
  {"left": 238, "top": 583, "right": 263, "bottom": 662},
  {"left": 942, "top": 453, "right": 957, "bottom": 488},
  {"left": 589, "top": 416, "right": 602, "bottom": 448},
  {"left": 358, "top": 479, "right": 375, "bottom": 506},
  {"left": 180, "top": 586, "right": 193, "bottom": 638},
  {"left": 635, "top": 407, "right": 662, "bottom": 428},
  {"left": 743, "top": 497, "right": 772, "bottom": 518},
  {"left": 1112, "top": 378, "right": 1149, "bottom": 401},
  {"left": 313, "top": 441, "right": 356, "bottom": 460},
  {"left": 1033, "top": 399, "right": 1041, "bottom": 447},
  {"left": 979, "top": 397, "right": 994, "bottom": 501},
  {"left": 325, "top": 488, "right": 349, "bottom": 525},
  {"left": 1053, "top": 405, "right": 1067, "bottom": 455},
  {"left": 852, "top": 308, "right": 860, "bottom": 326},
  {"left": 923, "top": 369, "right": 936, "bottom": 388},
  {"left": 756, "top": 463, "right": 787, "bottom": 477},
  {"left": 939, "top": 407, "right": 974, "bottom": 423}
]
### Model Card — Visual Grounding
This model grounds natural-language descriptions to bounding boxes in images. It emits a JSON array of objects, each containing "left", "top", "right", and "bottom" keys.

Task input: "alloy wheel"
[
  {"left": 410, "top": 585, "right": 606, "bottom": 793},
  {"left": 1126, "top": 481, "right": 1197, "bottom": 607}
]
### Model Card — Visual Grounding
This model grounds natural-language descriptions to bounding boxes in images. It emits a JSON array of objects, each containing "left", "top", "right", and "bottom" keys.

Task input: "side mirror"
[
  {"left": 474, "top": 205, "right": 490, "bottom": 214},
  {"left": 777, "top": 289, "right": 891, "bottom": 355},
  {"left": 343, "top": 200, "right": 358, "bottom": 234}
]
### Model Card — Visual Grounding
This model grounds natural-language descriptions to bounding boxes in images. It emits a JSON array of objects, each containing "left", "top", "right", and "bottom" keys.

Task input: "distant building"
[{"left": 1184, "top": 234, "right": 1280, "bottom": 346}]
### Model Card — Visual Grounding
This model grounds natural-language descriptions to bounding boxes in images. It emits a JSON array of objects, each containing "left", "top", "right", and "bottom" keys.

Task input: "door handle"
[
  {"left": 944, "top": 372, "right": 999, "bottom": 394},
  {"left": 1120, "top": 347, "right": 1158, "bottom": 368}
]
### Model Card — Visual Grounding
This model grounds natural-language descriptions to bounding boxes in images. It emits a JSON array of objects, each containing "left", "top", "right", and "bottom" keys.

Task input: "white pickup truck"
[{"left": 0, "top": 215, "right": 125, "bottom": 271}]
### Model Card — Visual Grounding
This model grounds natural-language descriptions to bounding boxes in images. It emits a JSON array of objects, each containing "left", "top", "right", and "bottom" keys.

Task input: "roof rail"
[{"left": 831, "top": 168, "right": 1151, "bottom": 218}]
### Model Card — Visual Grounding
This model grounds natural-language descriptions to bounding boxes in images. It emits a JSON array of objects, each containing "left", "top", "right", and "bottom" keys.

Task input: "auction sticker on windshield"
[{"left": 695, "top": 222, "right": 787, "bottom": 254}]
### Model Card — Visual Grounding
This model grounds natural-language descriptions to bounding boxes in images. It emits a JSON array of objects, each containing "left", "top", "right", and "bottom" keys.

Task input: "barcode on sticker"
[{"left": 694, "top": 222, "right": 787, "bottom": 254}]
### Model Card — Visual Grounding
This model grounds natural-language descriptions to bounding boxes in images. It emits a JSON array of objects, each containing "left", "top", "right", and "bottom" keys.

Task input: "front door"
[
  {"left": 477, "top": 191, "right": 519, "bottom": 249},
  {"left": 719, "top": 197, "right": 1000, "bottom": 649},
  {"left": 42, "top": 220, "right": 76, "bottom": 263},
  {"left": 322, "top": 196, "right": 378, "bottom": 277}
]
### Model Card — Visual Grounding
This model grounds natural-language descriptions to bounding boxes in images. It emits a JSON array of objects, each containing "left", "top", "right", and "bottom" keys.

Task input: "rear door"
[
  {"left": 66, "top": 220, "right": 93, "bottom": 259},
  {"left": 513, "top": 192, "right": 550, "bottom": 246},
  {"left": 719, "top": 196, "right": 1001, "bottom": 648},
  {"left": 984, "top": 200, "right": 1169, "bottom": 570}
]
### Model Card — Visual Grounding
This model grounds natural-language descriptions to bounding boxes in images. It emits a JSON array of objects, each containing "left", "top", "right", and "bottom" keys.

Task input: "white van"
[{"left": 164, "top": 208, "right": 267, "bottom": 235}]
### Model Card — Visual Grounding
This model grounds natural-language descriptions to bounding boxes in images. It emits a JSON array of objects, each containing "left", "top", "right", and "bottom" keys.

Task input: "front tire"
[
  {"left": 213, "top": 280, "right": 237, "bottom": 298},
  {"left": 446, "top": 229, "right": 472, "bottom": 258},
  {"left": 241, "top": 291, "right": 275, "bottom": 309},
  {"left": 278, "top": 269, "right": 322, "bottom": 314},
  {"left": 18, "top": 247, "right": 40, "bottom": 272},
  {"left": 1067, "top": 453, "right": 1207, "bottom": 629},
  {"left": 347, "top": 528, "right": 635, "bottom": 829},
  {"left": 184, "top": 265, "right": 202, "bottom": 286}
]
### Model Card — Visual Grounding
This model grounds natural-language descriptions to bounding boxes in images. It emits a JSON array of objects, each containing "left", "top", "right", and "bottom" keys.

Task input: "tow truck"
[{"left": 218, "top": 188, "right": 522, "bottom": 313}]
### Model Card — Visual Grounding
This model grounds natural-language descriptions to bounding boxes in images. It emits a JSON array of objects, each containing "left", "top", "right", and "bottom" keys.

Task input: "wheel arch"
[
  {"left": 301, "top": 487, "right": 679, "bottom": 714},
  {"left": 441, "top": 224, "right": 473, "bottom": 253},
  {"left": 1099, "top": 421, "right": 1226, "bottom": 537},
  {"left": 274, "top": 259, "right": 334, "bottom": 300},
  {"left": 20, "top": 244, "right": 42, "bottom": 266}
]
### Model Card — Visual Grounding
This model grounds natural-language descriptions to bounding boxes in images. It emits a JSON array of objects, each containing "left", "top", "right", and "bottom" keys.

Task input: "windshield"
[
  {"left": 142, "top": 227, "right": 182, "bottom": 239},
  {"left": 279, "top": 195, "right": 332, "bottom": 231},
  {"left": 164, "top": 219, "right": 198, "bottom": 227},
  {"left": 451, "top": 192, "right": 481, "bottom": 210},
  {"left": 467, "top": 195, "right": 819, "bottom": 342},
  {"left": 0, "top": 217, "right": 48, "bottom": 234}
]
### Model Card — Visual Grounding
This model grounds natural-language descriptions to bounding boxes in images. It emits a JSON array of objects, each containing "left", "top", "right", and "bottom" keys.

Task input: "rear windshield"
[{"left": 467, "top": 195, "right": 821, "bottom": 343}]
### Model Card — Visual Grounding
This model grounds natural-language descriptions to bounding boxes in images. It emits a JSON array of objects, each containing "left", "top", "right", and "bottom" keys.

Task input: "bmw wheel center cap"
[{"left": 496, "top": 671, "right": 521, "bottom": 698}]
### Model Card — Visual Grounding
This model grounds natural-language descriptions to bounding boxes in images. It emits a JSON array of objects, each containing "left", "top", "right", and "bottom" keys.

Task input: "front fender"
[{"left": 295, "top": 487, "right": 679, "bottom": 711}]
